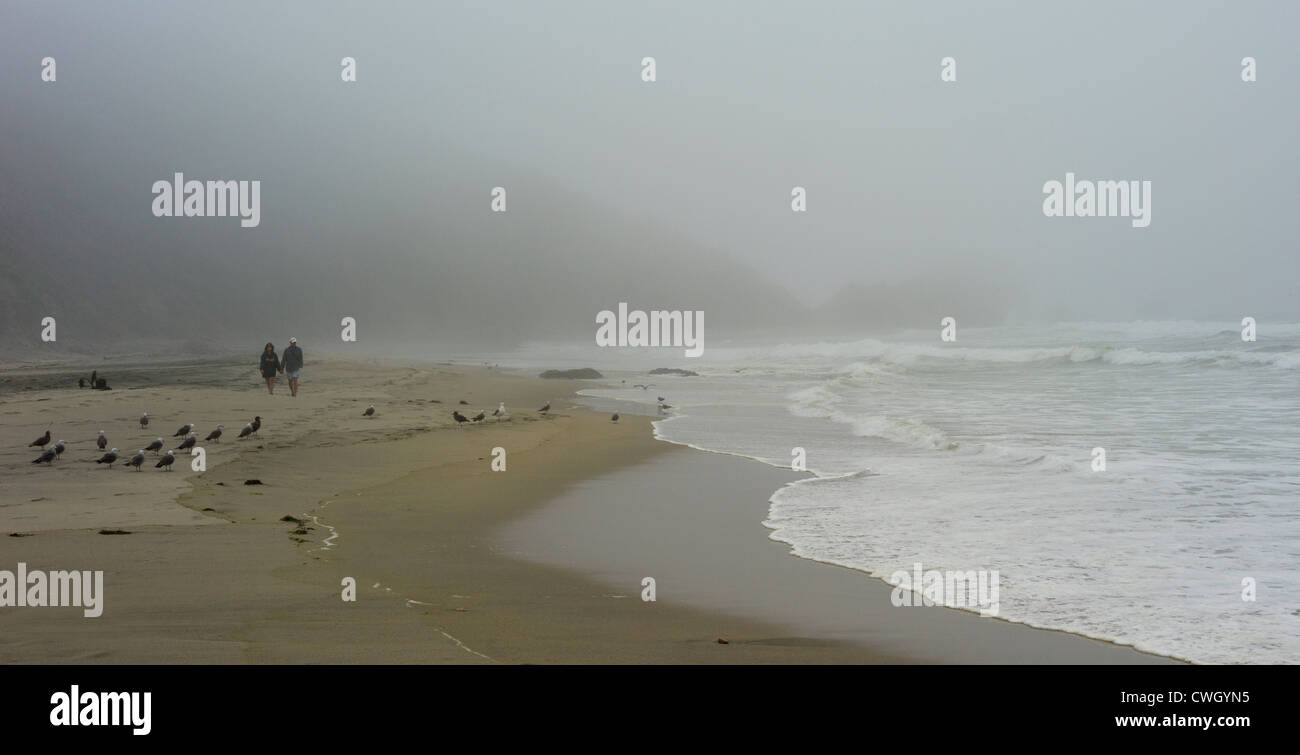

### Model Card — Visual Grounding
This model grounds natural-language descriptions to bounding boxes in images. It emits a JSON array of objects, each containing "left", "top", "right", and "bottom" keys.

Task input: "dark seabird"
[
  {"left": 538, "top": 403, "right": 550, "bottom": 414},
  {"left": 472, "top": 411, "right": 485, "bottom": 422},
  {"left": 611, "top": 413, "right": 619, "bottom": 422},
  {"left": 173, "top": 423, "right": 194, "bottom": 437},
  {"left": 156, "top": 450, "right": 176, "bottom": 471},
  {"left": 177, "top": 433, "right": 197, "bottom": 452},
  {"left": 97, "top": 430, "right": 107, "bottom": 450},
  {"left": 31, "top": 448, "right": 56, "bottom": 465},
  {"left": 205, "top": 425, "right": 223, "bottom": 442},
  {"left": 658, "top": 402, "right": 672, "bottom": 411},
  {"left": 145, "top": 437, "right": 164, "bottom": 454},
  {"left": 250, "top": 416, "right": 261, "bottom": 436},
  {"left": 237, "top": 422, "right": 254, "bottom": 440},
  {"left": 127, "top": 450, "right": 145, "bottom": 471},
  {"left": 140, "top": 412, "right": 149, "bottom": 430},
  {"left": 28, "top": 430, "right": 51, "bottom": 448},
  {"left": 458, "top": 400, "right": 469, "bottom": 405},
  {"left": 96, "top": 448, "right": 120, "bottom": 467},
  {"left": 363, "top": 405, "right": 375, "bottom": 417},
  {"left": 657, "top": 397, "right": 665, "bottom": 402},
  {"left": 53, "top": 440, "right": 67, "bottom": 460},
  {"left": 452, "top": 410, "right": 469, "bottom": 426}
]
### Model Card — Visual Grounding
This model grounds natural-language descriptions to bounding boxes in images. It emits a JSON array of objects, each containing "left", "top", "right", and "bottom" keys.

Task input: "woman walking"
[{"left": 260, "top": 342, "right": 281, "bottom": 394}]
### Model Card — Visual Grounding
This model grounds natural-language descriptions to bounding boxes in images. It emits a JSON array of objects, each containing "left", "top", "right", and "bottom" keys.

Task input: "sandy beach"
[{"left": 0, "top": 355, "right": 1175, "bottom": 663}]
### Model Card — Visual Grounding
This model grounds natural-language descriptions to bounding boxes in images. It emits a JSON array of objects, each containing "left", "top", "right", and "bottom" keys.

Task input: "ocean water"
[{"left": 499, "top": 322, "right": 1300, "bottom": 664}]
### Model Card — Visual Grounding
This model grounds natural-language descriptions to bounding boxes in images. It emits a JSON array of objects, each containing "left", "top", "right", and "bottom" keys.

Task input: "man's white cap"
[{"left": 289, "top": 337, "right": 297, "bottom": 343}]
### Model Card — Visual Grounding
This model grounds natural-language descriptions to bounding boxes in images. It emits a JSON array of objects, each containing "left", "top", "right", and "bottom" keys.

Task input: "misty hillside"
[{"left": 0, "top": 152, "right": 816, "bottom": 356}]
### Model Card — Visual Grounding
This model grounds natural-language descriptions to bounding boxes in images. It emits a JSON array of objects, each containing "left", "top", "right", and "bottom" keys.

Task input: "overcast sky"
[{"left": 3, "top": 0, "right": 1297, "bottom": 344}]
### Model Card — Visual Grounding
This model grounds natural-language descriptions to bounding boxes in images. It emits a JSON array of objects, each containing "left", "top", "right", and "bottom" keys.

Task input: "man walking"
[{"left": 282, "top": 337, "right": 304, "bottom": 397}]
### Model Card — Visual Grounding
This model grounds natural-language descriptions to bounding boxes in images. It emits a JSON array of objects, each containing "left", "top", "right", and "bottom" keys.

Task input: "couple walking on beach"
[{"left": 260, "top": 338, "right": 304, "bottom": 396}]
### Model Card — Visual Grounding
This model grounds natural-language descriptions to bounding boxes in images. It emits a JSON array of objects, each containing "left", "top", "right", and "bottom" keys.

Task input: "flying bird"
[
  {"left": 31, "top": 448, "right": 56, "bottom": 465},
  {"left": 28, "top": 430, "right": 51, "bottom": 448},
  {"left": 140, "top": 412, "right": 149, "bottom": 429},
  {"left": 539, "top": 403, "right": 550, "bottom": 414},
  {"left": 472, "top": 411, "right": 485, "bottom": 423},
  {"left": 173, "top": 423, "right": 195, "bottom": 438},
  {"left": 452, "top": 410, "right": 469, "bottom": 426},
  {"left": 126, "top": 450, "right": 145, "bottom": 471},
  {"left": 145, "top": 437, "right": 164, "bottom": 454},
  {"left": 96, "top": 448, "right": 120, "bottom": 467},
  {"left": 156, "top": 450, "right": 175, "bottom": 471},
  {"left": 363, "top": 405, "right": 375, "bottom": 417},
  {"left": 97, "top": 430, "right": 107, "bottom": 450},
  {"left": 177, "top": 433, "right": 197, "bottom": 452},
  {"left": 205, "top": 425, "right": 223, "bottom": 442}
]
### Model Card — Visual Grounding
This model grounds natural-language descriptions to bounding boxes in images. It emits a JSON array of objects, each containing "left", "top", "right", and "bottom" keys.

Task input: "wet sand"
[{"left": 499, "top": 447, "right": 1177, "bottom": 663}]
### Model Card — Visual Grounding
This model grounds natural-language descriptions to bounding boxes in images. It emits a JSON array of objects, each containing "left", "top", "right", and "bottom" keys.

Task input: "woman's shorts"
[{"left": 286, "top": 369, "right": 301, "bottom": 379}]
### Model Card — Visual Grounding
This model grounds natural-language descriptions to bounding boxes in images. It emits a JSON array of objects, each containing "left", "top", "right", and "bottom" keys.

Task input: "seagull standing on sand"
[
  {"left": 140, "top": 412, "right": 149, "bottom": 430},
  {"left": 452, "top": 410, "right": 469, "bottom": 426},
  {"left": 97, "top": 430, "right": 107, "bottom": 450},
  {"left": 363, "top": 405, "right": 375, "bottom": 417},
  {"left": 28, "top": 430, "right": 51, "bottom": 449},
  {"left": 127, "top": 450, "right": 145, "bottom": 471},
  {"left": 205, "top": 425, "right": 223, "bottom": 442},
  {"left": 472, "top": 411, "right": 485, "bottom": 423},
  {"left": 237, "top": 422, "right": 254, "bottom": 440},
  {"left": 539, "top": 403, "right": 550, "bottom": 415},
  {"left": 31, "top": 448, "right": 56, "bottom": 465},
  {"left": 156, "top": 450, "right": 176, "bottom": 471},
  {"left": 96, "top": 448, "right": 120, "bottom": 467},
  {"left": 177, "top": 433, "right": 197, "bottom": 452},
  {"left": 250, "top": 416, "right": 261, "bottom": 436},
  {"left": 173, "top": 423, "right": 194, "bottom": 438},
  {"left": 492, "top": 402, "right": 505, "bottom": 421},
  {"left": 145, "top": 437, "right": 164, "bottom": 454},
  {"left": 53, "top": 440, "right": 67, "bottom": 460},
  {"left": 611, "top": 413, "right": 619, "bottom": 423}
]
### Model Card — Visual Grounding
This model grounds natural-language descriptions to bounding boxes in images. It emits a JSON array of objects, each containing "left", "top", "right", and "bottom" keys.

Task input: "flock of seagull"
[
  {"left": 26, "top": 412, "right": 263, "bottom": 472},
  {"left": 450, "top": 401, "right": 517, "bottom": 426},
  {"left": 25, "top": 388, "right": 671, "bottom": 473}
]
